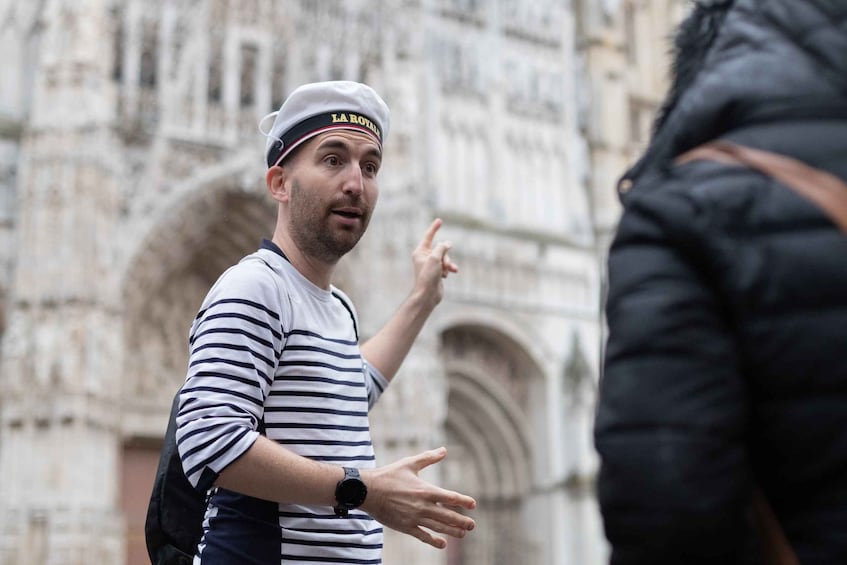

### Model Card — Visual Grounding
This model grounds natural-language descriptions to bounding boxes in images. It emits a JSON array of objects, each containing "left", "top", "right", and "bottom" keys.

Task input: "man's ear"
[{"left": 266, "top": 165, "right": 289, "bottom": 203}]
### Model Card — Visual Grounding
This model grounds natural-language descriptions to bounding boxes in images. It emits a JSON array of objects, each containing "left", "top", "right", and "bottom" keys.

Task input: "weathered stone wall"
[{"left": 0, "top": 1, "right": 686, "bottom": 563}]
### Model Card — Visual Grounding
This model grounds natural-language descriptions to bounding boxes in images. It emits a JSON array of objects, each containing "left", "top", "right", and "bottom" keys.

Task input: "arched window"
[
  {"left": 139, "top": 22, "right": 158, "bottom": 89},
  {"left": 624, "top": 1, "right": 638, "bottom": 64},
  {"left": 111, "top": 6, "right": 124, "bottom": 81},
  {"left": 207, "top": 42, "right": 223, "bottom": 104},
  {"left": 440, "top": 325, "right": 544, "bottom": 564},
  {"left": 472, "top": 134, "right": 490, "bottom": 220},
  {"left": 435, "top": 122, "right": 452, "bottom": 210},
  {"left": 239, "top": 44, "right": 258, "bottom": 108}
]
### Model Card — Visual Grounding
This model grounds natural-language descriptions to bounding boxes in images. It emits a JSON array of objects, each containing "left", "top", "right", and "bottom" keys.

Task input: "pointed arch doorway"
[
  {"left": 119, "top": 169, "right": 275, "bottom": 564},
  {"left": 440, "top": 325, "right": 548, "bottom": 565}
]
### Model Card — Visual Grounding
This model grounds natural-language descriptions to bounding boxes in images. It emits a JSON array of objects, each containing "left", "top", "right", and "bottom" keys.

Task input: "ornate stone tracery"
[
  {"left": 440, "top": 325, "right": 542, "bottom": 564},
  {"left": 0, "top": 0, "right": 686, "bottom": 563},
  {"left": 442, "top": 326, "right": 534, "bottom": 412},
  {"left": 122, "top": 168, "right": 274, "bottom": 406}
]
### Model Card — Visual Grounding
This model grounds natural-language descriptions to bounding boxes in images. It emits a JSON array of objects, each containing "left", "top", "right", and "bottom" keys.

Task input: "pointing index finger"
[{"left": 419, "top": 218, "right": 443, "bottom": 250}]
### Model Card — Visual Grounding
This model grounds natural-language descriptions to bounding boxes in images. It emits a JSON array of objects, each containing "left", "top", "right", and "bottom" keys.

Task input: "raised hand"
[
  {"left": 360, "top": 447, "right": 476, "bottom": 549},
  {"left": 412, "top": 218, "right": 459, "bottom": 306}
]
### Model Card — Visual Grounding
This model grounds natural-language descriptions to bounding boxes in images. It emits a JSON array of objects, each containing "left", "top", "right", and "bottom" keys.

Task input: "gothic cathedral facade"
[{"left": 0, "top": 1, "right": 685, "bottom": 563}]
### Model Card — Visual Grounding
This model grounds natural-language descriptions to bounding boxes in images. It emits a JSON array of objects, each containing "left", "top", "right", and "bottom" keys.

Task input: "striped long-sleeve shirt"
[{"left": 175, "top": 240, "right": 388, "bottom": 564}]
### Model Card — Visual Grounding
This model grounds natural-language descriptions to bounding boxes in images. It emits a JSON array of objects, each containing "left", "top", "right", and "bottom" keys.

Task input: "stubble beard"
[{"left": 288, "top": 180, "right": 370, "bottom": 264}]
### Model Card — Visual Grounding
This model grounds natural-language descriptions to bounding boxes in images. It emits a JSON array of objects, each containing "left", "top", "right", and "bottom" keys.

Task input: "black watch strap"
[{"left": 334, "top": 467, "right": 367, "bottom": 518}]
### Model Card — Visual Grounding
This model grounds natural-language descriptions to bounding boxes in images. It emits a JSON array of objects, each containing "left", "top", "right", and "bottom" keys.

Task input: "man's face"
[{"left": 282, "top": 129, "right": 381, "bottom": 263}]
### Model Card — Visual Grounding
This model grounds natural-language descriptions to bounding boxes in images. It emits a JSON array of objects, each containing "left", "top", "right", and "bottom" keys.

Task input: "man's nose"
[{"left": 341, "top": 163, "right": 364, "bottom": 196}]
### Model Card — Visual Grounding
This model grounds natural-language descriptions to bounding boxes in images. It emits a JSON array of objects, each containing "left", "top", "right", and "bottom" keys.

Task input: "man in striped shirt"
[{"left": 175, "top": 81, "right": 476, "bottom": 564}]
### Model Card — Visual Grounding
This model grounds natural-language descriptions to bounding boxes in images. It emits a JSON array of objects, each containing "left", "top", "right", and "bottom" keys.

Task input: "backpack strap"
[
  {"left": 331, "top": 290, "right": 359, "bottom": 341},
  {"left": 751, "top": 487, "right": 800, "bottom": 565},
  {"left": 148, "top": 250, "right": 364, "bottom": 564},
  {"left": 254, "top": 256, "right": 358, "bottom": 342},
  {"left": 255, "top": 242, "right": 359, "bottom": 341},
  {"left": 676, "top": 141, "right": 847, "bottom": 233}
]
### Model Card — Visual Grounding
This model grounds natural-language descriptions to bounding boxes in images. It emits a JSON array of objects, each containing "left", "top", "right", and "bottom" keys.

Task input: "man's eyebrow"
[
  {"left": 315, "top": 139, "right": 350, "bottom": 152},
  {"left": 315, "top": 138, "right": 382, "bottom": 161},
  {"left": 364, "top": 146, "right": 383, "bottom": 162}
]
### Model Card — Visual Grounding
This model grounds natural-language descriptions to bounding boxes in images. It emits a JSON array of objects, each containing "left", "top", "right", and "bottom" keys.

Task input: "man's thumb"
[
  {"left": 434, "top": 242, "right": 452, "bottom": 260},
  {"left": 412, "top": 446, "right": 447, "bottom": 471}
]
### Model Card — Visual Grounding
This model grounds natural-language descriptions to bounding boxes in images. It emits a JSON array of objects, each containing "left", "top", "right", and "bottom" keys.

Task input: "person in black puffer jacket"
[{"left": 594, "top": 1, "right": 847, "bottom": 564}]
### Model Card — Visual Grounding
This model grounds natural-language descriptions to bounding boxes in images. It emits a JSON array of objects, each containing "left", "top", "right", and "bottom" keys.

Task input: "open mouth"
[{"left": 332, "top": 208, "right": 363, "bottom": 219}]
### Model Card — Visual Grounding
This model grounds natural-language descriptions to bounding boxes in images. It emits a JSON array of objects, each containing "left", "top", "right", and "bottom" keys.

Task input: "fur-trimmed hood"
[{"left": 622, "top": 0, "right": 847, "bottom": 191}]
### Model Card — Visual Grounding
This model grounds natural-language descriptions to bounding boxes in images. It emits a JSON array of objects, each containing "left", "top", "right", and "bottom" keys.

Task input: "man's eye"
[
  {"left": 326, "top": 156, "right": 340, "bottom": 166},
  {"left": 364, "top": 162, "right": 379, "bottom": 175}
]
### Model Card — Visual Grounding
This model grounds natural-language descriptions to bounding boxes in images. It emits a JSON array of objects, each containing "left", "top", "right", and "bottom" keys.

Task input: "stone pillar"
[{"left": 0, "top": 0, "right": 125, "bottom": 563}]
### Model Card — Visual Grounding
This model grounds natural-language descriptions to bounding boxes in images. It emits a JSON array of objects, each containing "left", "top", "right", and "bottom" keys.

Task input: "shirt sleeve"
[
  {"left": 363, "top": 359, "right": 388, "bottom": 409},
  {"left": 175, "top": 259, "right": 287, "bottom": 491},
  {"left": 329, "top": 286, "right": 389, "bottom": 410}
]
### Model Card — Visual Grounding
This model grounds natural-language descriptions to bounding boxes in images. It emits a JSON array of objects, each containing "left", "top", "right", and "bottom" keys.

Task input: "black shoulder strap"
[
  {"left": 256, "top": 254, "right": 359, "bottom": 341},
  {"left": 331, "top": 290, "right": 359, "bottom": 341}
]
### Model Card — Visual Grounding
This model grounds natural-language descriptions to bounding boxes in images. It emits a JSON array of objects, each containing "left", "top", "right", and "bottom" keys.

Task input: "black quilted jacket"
[{"left": 594, "top": 1, "right": 847, "bottom": 563}]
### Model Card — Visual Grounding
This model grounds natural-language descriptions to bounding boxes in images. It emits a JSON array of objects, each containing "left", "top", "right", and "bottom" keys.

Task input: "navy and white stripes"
[{"left": 176, "top": 245, "right": 387, "bottom": 564}]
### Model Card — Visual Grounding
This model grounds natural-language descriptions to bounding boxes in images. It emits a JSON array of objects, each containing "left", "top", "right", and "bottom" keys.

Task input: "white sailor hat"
[{"left": 261, "top": 81, "right": 391, "bottom": 168}]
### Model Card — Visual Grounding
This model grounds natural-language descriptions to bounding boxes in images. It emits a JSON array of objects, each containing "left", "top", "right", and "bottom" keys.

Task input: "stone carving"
[
  {"left": 435, "top": 38, "right": 487, "bottom": 98},
  {"left": 562, "top": 330, "right": 595, "bottom": 408},
  {"left": 442, "top": 327, "right": 530, "bottom": 412},
  {"left": 0, "top": 0, "right": 685, "bottom": 562},
  {"left": 501, "top": 0, "right": 565, "bottom": 45},
  {"left": 503, "top": 58, "right": 564, "bottom": 118}
]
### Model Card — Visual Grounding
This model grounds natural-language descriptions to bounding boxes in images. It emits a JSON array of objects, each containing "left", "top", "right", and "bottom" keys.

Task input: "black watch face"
[{"left": 338, "top": 477, "right": 367, "bottom": 508}]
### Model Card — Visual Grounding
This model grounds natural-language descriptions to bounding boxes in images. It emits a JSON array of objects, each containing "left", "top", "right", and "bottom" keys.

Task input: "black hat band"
[{"left": 267, "top": 110, "right": 382, "bottom": 167}]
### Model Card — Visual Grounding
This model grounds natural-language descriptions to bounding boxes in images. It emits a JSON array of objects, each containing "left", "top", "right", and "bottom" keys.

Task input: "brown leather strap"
[
  {"left": 752, "top": 488, "right": 800, "bottom": 565},
  {"left": 674, "top": 140, "right": 836, "bottom": 564},
  {"left": 677, "top": 141, "right": 847, "bottom": 233}
]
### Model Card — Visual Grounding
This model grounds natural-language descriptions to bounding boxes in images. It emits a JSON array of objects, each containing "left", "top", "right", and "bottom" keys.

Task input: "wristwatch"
[{"left": 334, "top": 467, "right": 368, "bottom": 517}]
